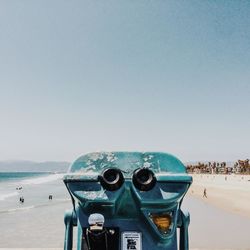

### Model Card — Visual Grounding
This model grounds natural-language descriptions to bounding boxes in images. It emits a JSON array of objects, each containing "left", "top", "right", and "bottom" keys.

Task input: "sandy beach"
[
  {"left": 188, "top": 174, "right": 250, "bottom": 219},
  {"left": 0, "top": 173, "right": 250, "bottom": 249}
]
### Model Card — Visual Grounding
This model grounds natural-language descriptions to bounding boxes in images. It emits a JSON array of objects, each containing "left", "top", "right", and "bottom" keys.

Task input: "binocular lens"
[
  {"left": 99, "top": 168, "right": 124, "bottom": 191},
  {"left": 133, "top": 168, "right": 156, "bottom": 191}
]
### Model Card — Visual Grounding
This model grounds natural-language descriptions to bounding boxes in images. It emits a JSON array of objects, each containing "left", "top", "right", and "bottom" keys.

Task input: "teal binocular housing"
[{"left": 63, "top": 152, "right": 192, "bottom": 250}]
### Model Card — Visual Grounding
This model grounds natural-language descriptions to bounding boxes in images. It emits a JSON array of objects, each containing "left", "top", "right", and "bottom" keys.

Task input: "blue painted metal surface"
[{"left": 63, "top": 152, "right": 192, "bottom": 250}]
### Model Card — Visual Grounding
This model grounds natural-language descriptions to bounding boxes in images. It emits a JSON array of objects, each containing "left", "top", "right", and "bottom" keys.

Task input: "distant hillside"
[{"left": 0, "top": 160, "right": 70, "bottom": 172}]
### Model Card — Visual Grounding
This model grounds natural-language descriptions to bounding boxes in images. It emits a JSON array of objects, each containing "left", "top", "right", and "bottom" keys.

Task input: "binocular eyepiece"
[
  {"left": 132, "top": 168, "right": 156, "bottom": 191},
  {"left": 99, "top": 167, "right": 156, "bottom": 191},
  {"left": 99, "top": 168, "right": 124, "bottom": 191}
]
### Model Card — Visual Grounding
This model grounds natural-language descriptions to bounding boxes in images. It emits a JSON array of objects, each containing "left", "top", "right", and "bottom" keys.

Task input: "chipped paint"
[{"left": 64, "top": 152, "right": 189, "bottom": 181}]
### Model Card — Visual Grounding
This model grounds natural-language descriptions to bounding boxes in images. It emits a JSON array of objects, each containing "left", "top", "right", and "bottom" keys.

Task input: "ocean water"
[
  {"left": 0, "top": 171, "right": 72, "bottom": 248},
  {"left": 0, "top": 172, "right": 49, "bottom": 182},
  {"left": 0, "top": 172, "right": 69, "bottom": 213}
]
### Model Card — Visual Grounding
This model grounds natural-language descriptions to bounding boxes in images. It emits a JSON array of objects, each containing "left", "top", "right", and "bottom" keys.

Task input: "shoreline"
[{"left": 188, "top": 174, "right": 250, "bottom": 219}]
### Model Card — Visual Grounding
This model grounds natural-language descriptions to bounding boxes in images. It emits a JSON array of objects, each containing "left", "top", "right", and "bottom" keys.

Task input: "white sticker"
[{"left": 122, "top": 231, "right": 142, "bottom": 250}]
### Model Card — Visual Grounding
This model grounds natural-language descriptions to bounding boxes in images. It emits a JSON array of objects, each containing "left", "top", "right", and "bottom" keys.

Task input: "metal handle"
[
  {"left": 178, "top": 210, "right": 190, "bottom": 250},
  {"left": 64, "top": 210, "right": 76, "bottom": 250}
]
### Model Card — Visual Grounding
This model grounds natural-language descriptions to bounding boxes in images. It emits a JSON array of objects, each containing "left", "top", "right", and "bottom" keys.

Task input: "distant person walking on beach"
[{"left": 203, "top": 188, "right": 207, "bottom": 198}]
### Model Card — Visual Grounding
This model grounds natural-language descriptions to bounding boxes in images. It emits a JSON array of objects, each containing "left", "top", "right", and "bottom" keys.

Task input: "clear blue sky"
[{"left": 0, "top": 1, "right": 249, "bottom": 162}]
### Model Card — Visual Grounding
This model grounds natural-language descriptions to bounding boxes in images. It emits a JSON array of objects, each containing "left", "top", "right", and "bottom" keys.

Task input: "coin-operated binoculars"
[{"left": 63, "top": 152, "right": 192, "bottom": 250}]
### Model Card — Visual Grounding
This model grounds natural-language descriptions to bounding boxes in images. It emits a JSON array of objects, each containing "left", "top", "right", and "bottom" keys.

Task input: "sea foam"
[
  {"left": 0, "top": 191, "right": 19, "bottom": 201},
  {"left": 20, "top": 173, "right": 64, "bottom": 185}
]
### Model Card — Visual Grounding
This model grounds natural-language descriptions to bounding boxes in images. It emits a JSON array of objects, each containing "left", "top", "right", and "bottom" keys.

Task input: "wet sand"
[
  {"left": 0, "top": 201, "right": 71, "bottom": 248},
  {"left": 183, "top": 196, "right": 250, "bottom": 249}
]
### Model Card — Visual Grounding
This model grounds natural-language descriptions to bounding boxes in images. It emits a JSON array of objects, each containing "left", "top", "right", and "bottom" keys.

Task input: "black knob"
[
  {"left": 132, "top": 168, "right": 156, "bottom": 191},
  {"left": 99, "top": 168, "right": 124, "bottom": 191}
]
